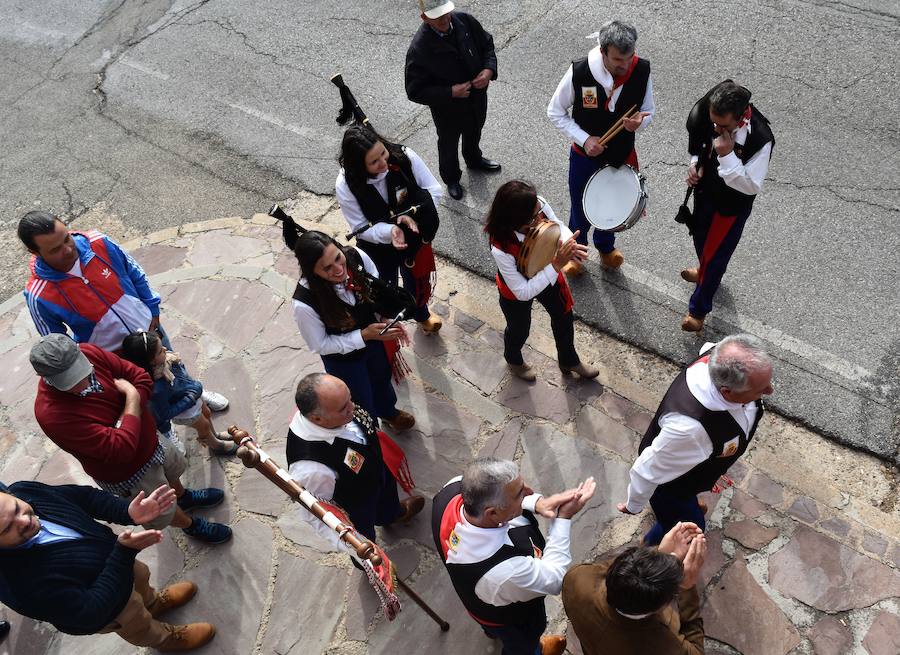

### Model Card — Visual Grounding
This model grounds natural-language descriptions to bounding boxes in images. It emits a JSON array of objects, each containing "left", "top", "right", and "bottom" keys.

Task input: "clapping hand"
[
  {"left": 557, "top": 477, "right": 597, "bottom": 520},
  {"left": 658, "top": 521, "right": 703, "bottom": 560},
  {"left": 118, "top": 528, "right": 164, "bottom": 551},
  {"left": 534, "top": 489, "right": 580, "bottom": 519},
  {"left": 679, "top": 533, "right": 707, "bottom": 589},
  {"left": 128, "top": 484, "right": 176, "bottom": 525}
]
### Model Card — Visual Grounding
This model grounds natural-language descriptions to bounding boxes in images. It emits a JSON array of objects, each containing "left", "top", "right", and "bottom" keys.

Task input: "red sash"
[{"left": 489, "top": 237, "right": 574, "bottom": 313}]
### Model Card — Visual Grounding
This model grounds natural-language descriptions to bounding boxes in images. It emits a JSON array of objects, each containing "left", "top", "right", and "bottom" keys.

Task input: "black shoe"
[
  {"left": 0, "top": 620, "right": 9, "bottom": 641},
  {"left": 177, "top": 487, "right": 225, "bottom": 511},
  {"left": 447, "top": 182, "right": 464, "bottom": 200},
  {"left": 467, "top": 157, "right": 502, "bottom": 172}
]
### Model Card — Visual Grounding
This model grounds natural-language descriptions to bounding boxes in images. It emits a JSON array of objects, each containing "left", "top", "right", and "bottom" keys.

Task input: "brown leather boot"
[
  {"left": 540, "top": 634, "right": 567, "bottom": 655},
  {"left": 384, "top": 410, "right": 415, "bottom": 431},
  {"left": 395, "top": 495, "right": 425, "bottom": 524},
  {"left": 147, "top": 581, "right": 198, "bottom": 618},
  {"left": 157, "top": 623, "right": 216, "bottom": 651},
  {"left": 681, "top": 267, "right": 699, "bottom": 283},
  {"left": 508, "top": 363, "right": 536, "bottom": 382},
  {"left": 560, "top": 260, "right": 584, "bottom": 277},
  {"left": 417, "top": 315, "right": 443, "bottom": 333},
  {"left": 559, "top": 362, "right": 600, "bottom": 379},
  {"left": 600, "top": 249, "right": 624, "bottom": 269},
  {"left": 681, "top": 313, "right": 705, "bottom": 332}
]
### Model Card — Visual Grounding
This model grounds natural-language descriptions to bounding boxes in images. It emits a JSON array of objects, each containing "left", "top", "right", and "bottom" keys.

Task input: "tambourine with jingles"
[{"left": 516, "top": 214, "right": 561, "bottom": 278}]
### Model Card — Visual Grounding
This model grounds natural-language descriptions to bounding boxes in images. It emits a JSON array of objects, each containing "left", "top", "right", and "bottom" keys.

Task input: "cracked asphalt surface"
[{"left": 1, "top": 0, "right": 898, "bottom": 460}]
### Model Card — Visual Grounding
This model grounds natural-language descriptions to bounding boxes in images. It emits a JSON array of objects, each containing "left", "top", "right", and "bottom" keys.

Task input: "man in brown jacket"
[{"left": 562, "top": 522, "right": 707, "bottom": 654}]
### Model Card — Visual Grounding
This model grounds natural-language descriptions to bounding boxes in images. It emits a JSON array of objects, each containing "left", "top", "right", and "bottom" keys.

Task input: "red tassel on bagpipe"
[
  {"left": 377, "top": 430, "right": 415, "bottom": 494},
  {"left": 409, "top": 243, "right": 436, "bottom": 307},
  {"left": 383, "top": 339, "right": 412, "bottom": 383}
]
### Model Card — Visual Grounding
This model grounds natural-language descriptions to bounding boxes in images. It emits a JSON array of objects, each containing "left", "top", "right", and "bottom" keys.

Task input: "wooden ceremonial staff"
[{"left": 225, "top": 426, "right": 450, "bottom": 632}]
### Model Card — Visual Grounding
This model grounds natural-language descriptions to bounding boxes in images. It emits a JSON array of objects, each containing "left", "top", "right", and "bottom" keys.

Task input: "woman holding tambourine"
[
  {"left": 292, "top": 230, "right": 415, "bottom": 431},
  {"left": 484, "top": 180, "right": 600, "bottom": 382},
  {"left": 335, "top": 124, "right": 443, "bottom": 333}
]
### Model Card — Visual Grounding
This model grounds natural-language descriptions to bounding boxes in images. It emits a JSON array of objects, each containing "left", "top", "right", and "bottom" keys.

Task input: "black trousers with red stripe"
[{"left": 688, "top": 192, "right": 754, "bottom": 318}]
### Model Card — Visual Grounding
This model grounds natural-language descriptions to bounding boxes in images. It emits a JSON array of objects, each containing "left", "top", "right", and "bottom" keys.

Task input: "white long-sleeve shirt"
[
  {"left": 441, "top": 476, "right": 572, "bottom": 605},
  {"left": 547, "top": 46, "right": 655, "bottom": 147},
  {"left": 490, "top": 197, "right": 573, "bottom": 302},
  {"left": 287, "top": 411, "right": 370, "bottom": 552},
  {"left": 690, "top": 122, "right": 772, "bottom": 196},
  {"left": 291, "top": 247, "right": 380, "bottom": 355},
  {"left": 335, "top": 146, "right": 442, "bottom": 245},
  {"left": 625, "top": 343, "right": 759, "bottom": 514}
]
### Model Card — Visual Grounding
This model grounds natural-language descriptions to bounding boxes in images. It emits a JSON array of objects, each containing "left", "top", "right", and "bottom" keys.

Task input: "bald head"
[
  {"left": 709, "top": 335, "right": 773, "bottom": 403},
  {"left": 294, "top": 373, "right": 355, "bottom": 429},
  {"left": 0, "top": 492, "right": 41, "bottom": 547}
]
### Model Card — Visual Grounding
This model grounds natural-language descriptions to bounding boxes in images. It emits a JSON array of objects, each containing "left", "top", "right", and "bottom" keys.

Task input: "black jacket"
[
  {"left": 0, "top": 482, "right": 138, "bottom": 635},
  {"left": 405, "top": 12, "right": 497, "bottom": 107}
]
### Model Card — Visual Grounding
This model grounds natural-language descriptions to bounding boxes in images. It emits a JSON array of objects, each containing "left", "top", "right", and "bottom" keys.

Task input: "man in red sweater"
[{"left": 30, "top": 333, "right": 231, "bottom": 544}]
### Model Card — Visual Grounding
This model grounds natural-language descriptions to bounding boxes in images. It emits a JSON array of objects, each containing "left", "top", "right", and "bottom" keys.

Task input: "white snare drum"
[{"left": 582, "top": 165, "right": 648, "bottom": 232}]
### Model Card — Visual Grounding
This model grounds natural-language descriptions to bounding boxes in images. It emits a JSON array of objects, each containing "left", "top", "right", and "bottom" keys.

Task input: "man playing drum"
[{"left": 547, "top": 20, "right": 654, "bottom": 272}]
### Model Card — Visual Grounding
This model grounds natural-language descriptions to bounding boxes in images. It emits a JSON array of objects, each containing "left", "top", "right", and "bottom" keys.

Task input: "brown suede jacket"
[{"left": 562, "top": 561, "right": 704, "bottom": 655}]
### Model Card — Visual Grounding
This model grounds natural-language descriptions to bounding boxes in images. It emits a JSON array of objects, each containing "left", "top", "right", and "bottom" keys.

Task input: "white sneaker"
[{"left": 201, "top": 390, "right": 229, "bottom": 412}]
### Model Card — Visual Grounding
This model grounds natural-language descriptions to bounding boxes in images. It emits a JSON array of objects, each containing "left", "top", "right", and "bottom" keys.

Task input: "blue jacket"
[
  {"left": 151, "top": 361, "right": 204, "bottom": 432},
  {"left": 24, "top": 230, "right": 161, "bottom": 351},
  {"left": 0, "top": 482, "right": 139, "bottom": 635}
]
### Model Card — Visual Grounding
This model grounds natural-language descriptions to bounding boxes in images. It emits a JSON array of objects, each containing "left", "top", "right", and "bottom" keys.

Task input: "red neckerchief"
[
  {"left": 344, "top": 265, "right": 362, "bottom": 294},
  {"left": 605, "top": 54, "right": 639, "bottom": 109},
  {"left": 738, "top": 105, "right": 752, "bottom": 130}
]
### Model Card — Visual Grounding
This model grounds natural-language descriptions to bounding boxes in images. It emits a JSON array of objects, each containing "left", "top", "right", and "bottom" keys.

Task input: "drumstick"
[{"left": 597, "top": 105, "right": 638, "bottom": 147}]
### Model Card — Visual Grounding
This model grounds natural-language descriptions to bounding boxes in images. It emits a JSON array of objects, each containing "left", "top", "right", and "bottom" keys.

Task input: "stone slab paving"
[{"left": 0, "top": 206, "right": 897, "bottom": 655}]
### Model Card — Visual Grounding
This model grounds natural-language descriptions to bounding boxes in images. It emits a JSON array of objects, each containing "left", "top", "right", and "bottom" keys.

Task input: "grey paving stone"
[
  {"left": 164, "top": 518, "right": 274, "bottom": 654},
  {"left": 0, "top": 612, "right": 60, "bottom": 655},
  {"left": 257, "top": 302, "right": 307, "bottom": 351},
  {"left": 726, "top": 459, "right": 749, "bottom": 484},
  {"left": 807, "top": 615, "right": 852, "bottom": 655},
  {"left": 276, "top": 509, "right": 337, "bottom": 555},
  {"left": 453, "top": 309, "right": 484, "bottom": 333},
  {"left": 35, "top": 448, "right": 93, "bottom": 486},
  {"left": 256, "top": 345, "right": 320, "bottom": 401},
  {"left": 477, "top": 417, "right": 523, "bottom": 461},
  {"left": 520, "top": 423, "right": 630, "bottom": 562},
  {"left": 768, "top": 527, "right": 900, "bottom": 611},
  {"left": 787, "top": 496, "right": 820, "bottom": 524},
  {"left": 261, "top": 553, "right": 347, "bottom": 655},
  {"left": 0, "top": 345, "right": 36, "bottom": 409},
  {"left": 431, "top": 300, "right": 450, "bottom": 318},
  {"left": 344, "top": 572, "right": 382, "bottom": 641},
  {"left": 0, "top": 433, "right": 45, "bottom": 482},
  {"left": 187, "top": 231, "right": 271, "bottom": 267},
  {"left": 699, "top": 529, "right": 728, "bottom": 589},
  {"left": 258, "top": 389, "right": 297, "bottom": 445},
  {"left": 574, "top": 404, "right": 638, "bottom": 460},
  {"left": 411, "top": 325, "right": 450, "bottom": 358},
  {"left": 387, "top": 542, "right": 421, "bottom": 581},
  {"left": 861, "top": 610, "right": 900, "bottom": 655},
  {"left": 863, "top": 531, "right": 889, "bottom": 557},
  {"left": 724, "top": 520, "right": 779, "bottom": 551},
  {"left": 139, "top": 533, "right": 187, "bottom": 590},
  {"left": 234, "top": 467, "right": 291, "bottom": 517},
  {"left": 203, "top": 357, "right": 256, "bottom": 438},
  {"left": 478, "top": 327, "right": 504, "bottom": 350},
  {"left": 131, "top": 243, "right": 188, "bottom": 275},
  {"left": 366, "top": 561, "right": 501, "bottom": 655},
  {"left": 450, "top": 349, "right": 508, "bottom": 395},
  {"left": 747, "top": 472, "right": 784, "bottom": 506},
  {"left": 179, "top": 452, "right": 235, "bottom": 529},
  {"left": 819, "top": 517, "right": 851, "bottom": 539},
  {"left": 378, "top": 496, "right": 435, "bottom": 550},
  {"left": 0, "top": 426, "right": 16, "bottom": 460},
  {"left": 496, "top": 377, "right": 580, "bottom": 425},
  {"left": 165, "top": 279, "right": 281, "bottom": 351},
  {"left": 274, "top": 250, "right": 298, "bottom": 278},
  {"left": 703, "top": 560, "right": 801, "bottom": 655}
]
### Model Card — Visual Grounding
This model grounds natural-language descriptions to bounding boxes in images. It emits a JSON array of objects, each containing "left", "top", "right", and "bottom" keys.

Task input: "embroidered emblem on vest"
[
  {"left": 720, "top": 437, "right": 740, "bottom": 457},
  {"left": 447, "top": 529, "right": 460, "bottom": 552},
  {"left": 344, "top": 448, "right": 365, "bottom": 473},
  {"left": 581, "top": 86, "right": 598, "bottom": 109}
]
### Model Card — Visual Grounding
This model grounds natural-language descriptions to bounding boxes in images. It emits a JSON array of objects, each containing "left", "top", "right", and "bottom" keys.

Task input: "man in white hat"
[{"left": 405, "top": 0, "right": 500, "bottom": 201}]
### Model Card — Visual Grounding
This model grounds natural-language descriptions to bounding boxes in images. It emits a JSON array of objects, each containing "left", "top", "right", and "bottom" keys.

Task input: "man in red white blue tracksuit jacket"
[{"left": 22, "top": 223, "right": 160, "bottom": 352}]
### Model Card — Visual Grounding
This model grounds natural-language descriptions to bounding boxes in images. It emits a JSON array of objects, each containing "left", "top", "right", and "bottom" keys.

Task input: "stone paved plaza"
[{"left": 0, "top": 198, "right": 898, "bottom": 655}]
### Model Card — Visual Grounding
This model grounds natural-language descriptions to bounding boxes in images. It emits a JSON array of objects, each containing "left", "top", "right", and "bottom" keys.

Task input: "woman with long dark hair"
[
  {"left": 336, "top": 124, "right": 443, "bottom": 333},
  {"left": 291, "top": 230, "right": 415, "bottom": 430},
  {"left": 485, "top": 180, "right": 599, "bottom": 381}
]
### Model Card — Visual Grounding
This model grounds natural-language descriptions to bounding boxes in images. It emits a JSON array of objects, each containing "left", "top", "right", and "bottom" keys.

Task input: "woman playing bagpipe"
[
  {"left": 485, "top": 180, "right": 600, "bottom": 382},
  {"left": 335, "top": 124, "right": 443, "bottom": 333},
  {"left": 292, "top": 230, "right": 416, "bottom": 431}
]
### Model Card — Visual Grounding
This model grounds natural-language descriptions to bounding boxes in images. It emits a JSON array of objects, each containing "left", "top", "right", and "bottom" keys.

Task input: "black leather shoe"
[
  {"left": 467, "top": 157, "right": 502, "bottom": 172},
  {"left": 447, "top": 182, "right": 464, "bottom": 200},
  {"left": 0, "top": 620, "right": 10, "bottom": 641}
]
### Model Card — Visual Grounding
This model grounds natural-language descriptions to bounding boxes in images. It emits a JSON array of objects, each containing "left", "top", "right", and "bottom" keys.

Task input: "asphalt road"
[{"left": 1, "top": 0, "right": 898, "bottom": 461}]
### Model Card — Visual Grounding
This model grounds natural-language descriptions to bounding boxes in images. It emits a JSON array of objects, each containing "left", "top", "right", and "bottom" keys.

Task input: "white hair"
[
  {"left": 708, "top": 334, "right": 772, "bottom": 392},
  {"left": 461, "top": 457, "right": 519, "bottom": 517}
]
